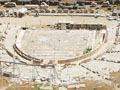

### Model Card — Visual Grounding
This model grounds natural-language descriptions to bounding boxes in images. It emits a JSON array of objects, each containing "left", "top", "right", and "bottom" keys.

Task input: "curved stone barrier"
[
  {"left": 13, "top": 44, "right": 43, "bottom": 64},
  {"left": 14, "top": 27, "right": 108, "bottom": 64},
  {"left": 58, "top": 29, "right": 108, "bottom": 64},
  {"left": 14, "top": 40, "right": 104, "bottom": 64},
  {"left": 58, "top": 43, "right": 104, "bottom": 64}
]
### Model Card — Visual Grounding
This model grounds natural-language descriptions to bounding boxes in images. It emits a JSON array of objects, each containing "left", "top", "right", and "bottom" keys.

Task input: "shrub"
[{"left": 83, "top": 47, "right": 92, "bottom": 54}]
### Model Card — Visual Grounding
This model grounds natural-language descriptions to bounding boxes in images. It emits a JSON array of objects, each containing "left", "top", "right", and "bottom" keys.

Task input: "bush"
[{"left": 83, "top": 47, "right": 92, "bottom": 54}]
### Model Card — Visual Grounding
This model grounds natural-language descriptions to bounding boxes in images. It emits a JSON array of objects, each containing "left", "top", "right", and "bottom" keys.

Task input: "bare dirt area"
[
  {"left": 0, "top": 77, "right": 34, "bottom": 90},
  {"left": 6, "top": 87, "right": 34, "bottom": 90},
  {"left": 0, "top": 76, "right": 8, "bottom": 90},
  {"left": 67, "top": 80, "right": 115, "bottom": 90},
  {"left": 0, "top": 79, "right": 115, "bottom": 90},
  {"left": 61, "top": 0, "right": 77, "bottom": 3},
  {"left": 110, "top": 71, "right": 120, "bottom": 87},
  {"left": 0, "top": 76, "right": 8, "bottom": 86}
]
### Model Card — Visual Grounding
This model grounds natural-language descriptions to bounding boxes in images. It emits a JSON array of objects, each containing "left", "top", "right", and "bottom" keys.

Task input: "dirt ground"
[
  {"left": 110, "top": 71, "right": 120, "bottom": 86},
  {"left": 0, "top": 76, "right": 8, "bottom": 88},
  {"left": 67, "top": 80, "right": 115, "bottom": 90},
  {"left": 6, "top": 87, "right": 34, "bottom": 90},
  {"left": 61, "top": 0, "right": 77, "bottom": 3},
  {"left": 0, "top": 76, "right": 115, "bottom": 90}
]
